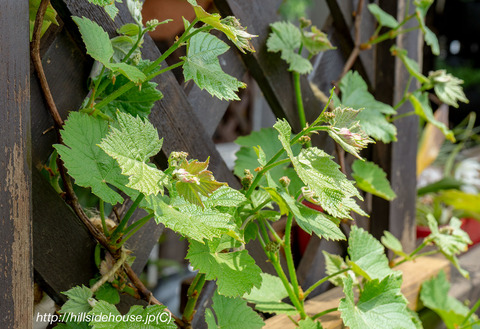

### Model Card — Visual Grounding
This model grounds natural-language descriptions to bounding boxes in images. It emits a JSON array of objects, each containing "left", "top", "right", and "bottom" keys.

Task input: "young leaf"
[
  {"left": 351, "top": 160, "right": 396, "bottom": 200},
  {"left": 391, "top": 46, "right": 430, "bottom": 84},
  {"left": 243, "top": 273, "right": 297, "bottom": 315},
  {"left": 274, "top": 119, "right": 365, "bottom": 219},
  {"left": 368, "top": 4, "right": 399, "bottom": 28},
  {"left": 173, "top": 158, "right": 226, "bottom": 208},
  {"left": 183, "top": 32, "right": 246, "bottom": 101},
  {"left": 381, "top": 231, "right": 409, "bottom": 259},
  {"left": 145, "top": 195, "right": 237, "bottom": 242},
  {"left": 267, "top": 21, "right": 313, "bottom": 74},
  {"left": 408, "top": 92, "right": 455, "bottom": 141},
  {"left": 54, "top": 112, "right": 129, "bottom": 205},
  {"left": 414, "top": 0, "right": 434, "bottom": 18},
  {"left": 428, "top": 70, "right": 469, "bottom": 108},
  {"left": 347, "top": 226, "right": 395, "bottom": 281},
  {"left": 339, "top": 275, "right": 415, "bottom": 329},
  {"left": 335, "top": 71, "right": 397, "bottom": 143},
  {"left": 298, "top": 318, "right": 323, "bottom": 329},
  {"left": 326, "top": 107, "right": 374, "bottom": 159},
  {"left": 426, "top": 215, "right": 471, "bottom": 278},
  {"left": 322, "top": 250, "right": 351, "bottom": 287},
  {"left": 99, "top": 61, "right": 163, "bottom": 119},
  {"left": 94, "top": 282, "right": 120, "bottom": 305},
  {"left": 415, "top": 14, "right": 439, "bottom": 56},
  {"left": 60, "top": 286, "right": 93, "bottom": 315},
  {"left": 187, "top": 239, "right": 262, "bottom": 297},
  {"left": 72, "top": 16, "right": 114, "bottom": 65},
  {"left": 55, "top": 322, "right": 90, "bottom": 329},
  {"left": 187, "top": 0, "right": 256, "bottom": 53},
  {"left": 420, "top": 270, "right": 477, "bottom": 329},
  {"left": 89, "top": 301, "right": 176, "bottom": 328},
  {"left": 99, "top": 112, "right": 167, "bottom": 196},
  {"left": 202, "top": 185, "right": 247, "bottom": 208},
  {"left": 301, "top": 26, "right": 335, "bottom": 55},
  {"left": 205, "top": 290, "right": 264, "bottom": 329},
  {"left": 266, "top": 188, "right": 345, "bottom": 241}
]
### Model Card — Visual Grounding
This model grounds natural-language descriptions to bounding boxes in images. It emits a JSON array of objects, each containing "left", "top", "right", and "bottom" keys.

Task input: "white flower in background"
[{"left": 454, "top": 158, "right": 480, "bottom": 194}]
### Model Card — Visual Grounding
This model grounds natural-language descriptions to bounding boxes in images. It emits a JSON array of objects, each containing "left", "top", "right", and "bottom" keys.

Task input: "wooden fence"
[{"left": 0, "top": 0, "right": 419, "bottom": 328}]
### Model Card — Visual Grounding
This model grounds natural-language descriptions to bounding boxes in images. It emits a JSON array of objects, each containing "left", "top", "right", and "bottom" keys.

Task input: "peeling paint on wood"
[{"left": 0, "top": 1, "right": 32, "bottom": 328}]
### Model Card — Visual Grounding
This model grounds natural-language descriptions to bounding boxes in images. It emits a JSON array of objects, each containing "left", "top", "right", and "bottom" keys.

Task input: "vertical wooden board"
[
  {"left": 214, "top": 0, "right": 324, "bottom": 131},
  {"left": 369, "top": 0, "right": 419, "bottom": 253},
  {"left": 0, "top": 1, "right": 32, "bottom": 328}
]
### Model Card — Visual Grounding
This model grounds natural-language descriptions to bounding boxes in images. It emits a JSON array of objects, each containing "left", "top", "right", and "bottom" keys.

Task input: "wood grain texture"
[
  {"left": 0, "top": 1, "right": 32, "bottom": 327},
  {"left": 369, "top": 0, "right": 419, "bottom": 253},
  {"left": 265, "top": 256, "right": 450, "bottom": 328}
]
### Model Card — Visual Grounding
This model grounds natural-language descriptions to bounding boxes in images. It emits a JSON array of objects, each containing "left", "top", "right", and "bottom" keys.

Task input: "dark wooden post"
[
  {"left": 369, "top": 0, "right": 419, "bottom": 253},
  {"left": 0, "top": 1, "right": 33, "bottom": 328}
]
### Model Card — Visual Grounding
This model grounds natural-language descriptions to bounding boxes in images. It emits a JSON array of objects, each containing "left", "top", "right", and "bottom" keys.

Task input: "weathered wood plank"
[
  {"left": 265, "top": 256, "right": 450, "bottom": 328},
  {"left": 369, "top": 0, "right": 419, "bottom": 253},
  {"left": 0, "top": 1, "right": 32, "bottom": 327},
  {"left": 214, "top": 0, "right": 323, "bottom": 132}
]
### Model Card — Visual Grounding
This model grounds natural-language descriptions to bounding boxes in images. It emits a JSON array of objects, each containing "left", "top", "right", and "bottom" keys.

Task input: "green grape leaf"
[
  {"left": 420, "top": 270, "right": 478, "bottom": 329},
  {"left": 202, "top": 186, "right": 247, "bottom": 208},
  {"left": 187, "top": 239, "right": 262, "bottom": 297},
  {"left": 298, "top": 318, "right": 323, "bottom": 329},
  {"left": 183, "top": 32, "right": 246, "bottom": 101},
  {"left": 266, "top": 188, "right": 345, "bottom": 241},
  {"left": 347, "top": 226, "right": 395, "bottom": 281},
  {"left": 322, "top": 250, "right": 351, "bottom": 287},
  {"left": 174, "top": 158, "right": 226, "bottom": 208},
  {"left": 339, "top": 275, "right": 415, "bottom": 329},
  {"left": 428, "top": 70, "right": 469, "bottom": 108},
  {"left": 437, "top": 189, "right": 480, "bottom": 214},
  {"left": 416, "top": 14, "right": 440, "bottom": 56},
  {"left": 99, "top": 112, "right": 166, "bottom": 196},
  {"left": 54, "top": 112, "right": 128, "bottom": 205},
  {"left": 326, "top": 107, "right": 374, "bottom": 159},
  {"left": 187, "top": 1, "right": 256, "bottom": 53},
  {"left": 104, "top": 3, "right": 119, "bottom": 20},
  {"left": 234, "top": 127, "right": 303, "bottom": 195},
  {"left": 381, "top": 231, "right": 409, "bottom": 259},
  {"left": 87, "top": 0, "right": 113, "bottom": 6},
  {"left": 279, "top": 0, "right": 312, "bottom": 21},
  {"left": 391, "top": 46, "right": 430, "bottom": 84},
  {"left": 426, "top": 215, "right": 471, "bottom": 278},
  {"left": 352, "top": 160, "right": 396, "bottom": 200},
  {"left": 274, "top": 119, "right": 365, "bottom": 219},
  {"left": 29, "top": 0, "right": 59, "bottom": 41},
  {"left": 60, "top": 286, "right": 94, "bottom": 315},
  {"left": 243, "top": 273, "right": 297, "bottom": 315},
  {"left": 108, "top": 62, "right": 146, "bottom": 83},
  {"left": 205, "top": 290, "right": 264, "bottom": 329},
  {"left": 72, "top": 16, "right": 114, "bottom": 65},
  {"left": 118, "top": 23, "right": 141, "bottom": 37},
  {"left": 267, "top": 21, "right": 312, "bottom": 74},
  {"left": 336, "top": 71, "right": 397, "bottom": 143},
  {"left": 99, "top": 61, "right": 163, "bottom": 119},
  {"left": 55, "top": 322, "right": 90, "bottom": 329},
  {"left": 414, "top": 0, "right": 434, "bottom": 18},
  {"left": 89, "top": 301, "right": 176, "bottom": 329},
  {"left": 110, "top": 35, "right": 141, "bottom": 63},
  {"left": 94, "top": 282, "right": 120, "bottom": 305},
  {"left": 368, "top": 4, "right": 399, "bottom": 28},
  {"left": 409, "top": 92, "right": 455, "bottom": 141},
  {"left": 301, "top": 26, "right": 335, "bottom": 56},
  {"left": 145, "top": 195, "right": 238, "bottom": 242}
]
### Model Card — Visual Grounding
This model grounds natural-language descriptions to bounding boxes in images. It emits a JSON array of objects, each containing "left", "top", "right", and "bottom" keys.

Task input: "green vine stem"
[
  {"left": 303, "top": 268, "right": 351, "bottom": 299},
  {"left": 461, "top": 298, "right": 480, "bottom": 326},
  {"left": 182, "top": 273, "right": 207, "bottom": 326},
  {"left": 111, "top": 194, "right": 145, "bottom": 243},
  {"left": 99, "top": 199, "right": 109, "bottom": 237},
  {"left": 458, "top": 319, "right": 480, "bottom": 329},
  {"left": 311, "top": 307, "right": 338, "bottom": 321},
  {"left": 116, "top": 212, "right": 155, "bottom": 247},
  {"left": 284, "top": 213, "right": 302, "bottom": 301}
]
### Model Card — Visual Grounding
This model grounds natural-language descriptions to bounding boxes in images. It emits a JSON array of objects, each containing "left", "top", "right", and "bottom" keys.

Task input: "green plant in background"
[{"left": 30, "top": 0, "right": 476, "bottom": 328}]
